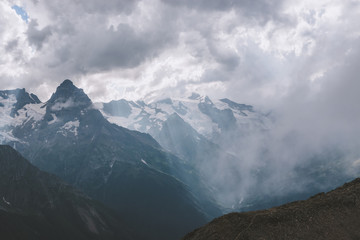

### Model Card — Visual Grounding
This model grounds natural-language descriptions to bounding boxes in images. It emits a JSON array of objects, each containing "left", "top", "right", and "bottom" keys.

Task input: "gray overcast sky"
[{"left": 1, "top": 0, "right": 360, "bottom": 108}]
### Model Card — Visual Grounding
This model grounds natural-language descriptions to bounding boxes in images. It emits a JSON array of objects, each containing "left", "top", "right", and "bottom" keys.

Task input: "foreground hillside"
[
  {"left": 0, "top": 145, "right": 132, "bottom": 240},
  {"left": 183, "top": 178, "right": 360, "bottom": 240}
]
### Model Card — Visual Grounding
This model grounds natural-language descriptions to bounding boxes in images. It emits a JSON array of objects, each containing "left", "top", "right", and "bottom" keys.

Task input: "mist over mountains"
[
  {"left": 2, "top": 0, "right": 360, "bottom": 239},
  {"left": 1, "top": 79, "right": 360, "bottom": 239},
  {"left": 97, "top": 89, "right": 360, "bottom": 211}
]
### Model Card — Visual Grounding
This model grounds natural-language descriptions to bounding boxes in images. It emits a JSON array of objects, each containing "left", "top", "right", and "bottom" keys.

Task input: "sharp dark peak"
[
  {"left": 60, "top": 79, "right": 74, "bottom": 87},
  {"left": 43, "top": 79, "right": 93, "bottom": 122},
  {"left": 47, "top": 79, "right": 91, "bottom": 106}
]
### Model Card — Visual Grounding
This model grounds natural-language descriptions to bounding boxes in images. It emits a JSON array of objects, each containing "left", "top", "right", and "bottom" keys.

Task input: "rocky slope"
[
  {"left": 183, "top": 177, "right": 360, "bottom": 240},
  {"left": 0, "top": 145, "right": 132, "bottom": 240}
]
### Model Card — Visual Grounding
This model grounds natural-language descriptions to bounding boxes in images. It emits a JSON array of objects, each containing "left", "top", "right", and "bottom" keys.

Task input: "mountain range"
[
  {"left": 96, "top": 90, "right": 358, "bottom": 212},
  {"left": 0, "top": 80, "right": 220, "bottom": 240},
  {"left": 96, "top": 92, "right": 271, "bottom": 209},
  {"left": 1, "top": 79, "right": 359, "bottom": 239}
]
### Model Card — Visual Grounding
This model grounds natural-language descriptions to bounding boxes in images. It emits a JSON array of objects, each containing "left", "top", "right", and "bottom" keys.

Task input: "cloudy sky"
[
  {"left": 2, "top": 0, "right": 360, "bottom": 207},
  {"left": 0, "top": 0, "right": 360, "bottom": 108}
]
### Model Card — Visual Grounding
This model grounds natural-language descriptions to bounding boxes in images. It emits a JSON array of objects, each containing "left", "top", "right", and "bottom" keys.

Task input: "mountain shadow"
[{"left": 0, "top": 145, "right": 133, "bottom": 240}]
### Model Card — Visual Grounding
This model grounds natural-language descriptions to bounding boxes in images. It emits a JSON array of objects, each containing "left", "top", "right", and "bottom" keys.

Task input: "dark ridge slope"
[
  {"left": 0, "top": 145, "right": 132, "bottom": 240},
  {"left": 183, "top": 177, "right": 360, "bottom": 240}
]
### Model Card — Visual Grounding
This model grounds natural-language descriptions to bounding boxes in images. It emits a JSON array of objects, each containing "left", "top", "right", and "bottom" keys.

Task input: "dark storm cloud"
[
  {"left": 22, "top": 0, "right": 180, "bottom": 77},
  {"left": 79, "top": 23, "right": 177, "bottom": 72},
  {"left": 162, "top": 0, "right": 287, "bottom": 24},
  {"left": 81, "top": 0, "right": 140, "bottom": 14},
  {"left": 2, "top": 0, "right": 293, "bottom": 100},
  {"left": 1, "top": 0, "right": 359, "bottom": 108},
  {"left": 26, "top": 19, "right": 52, "bottom": 50},
  {"left": 206, "top": 39, "right": 240, "bottom": 72},
  {"left": 35, "top": 0, "right": 141, "bottom": 16},
  {"left": 5, "top": 39, "right": 18, "bottom": 52}
]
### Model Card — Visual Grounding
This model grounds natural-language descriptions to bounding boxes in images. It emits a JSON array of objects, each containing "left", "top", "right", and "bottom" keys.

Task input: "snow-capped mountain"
[
  {"left": 97, "top": 93, "right": 359, "bottom": 212},
  {"left": 1, "top": 80, "right": 357, "bottom": 231},
  {"left": 97, "top": 93, "right": 269, "bottom": 145},
  {"left": 0, "top": 88, "right": 42, "bottom": 144},
  {"left": 96, "top": 93, "right": 275, "bottom": 209},
  {"left": 96, "top": 92, "right": 271, "bottom": 169},
  {"left": 0, "top": 80, "right": 220, "bottom": 240}
]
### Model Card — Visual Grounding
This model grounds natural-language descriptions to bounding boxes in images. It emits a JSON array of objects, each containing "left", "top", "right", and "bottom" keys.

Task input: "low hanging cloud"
[{"left": 50, "top": 98, "right": 76, "bottom": 111}]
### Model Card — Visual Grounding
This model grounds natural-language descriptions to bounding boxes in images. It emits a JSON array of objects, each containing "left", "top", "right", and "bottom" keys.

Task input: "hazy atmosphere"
[
  {"left": 2, "top": 0, "right": 360, "bottom": 206},
  {"left": 1, "top": 1, "right": 360, "bottom": 239}
]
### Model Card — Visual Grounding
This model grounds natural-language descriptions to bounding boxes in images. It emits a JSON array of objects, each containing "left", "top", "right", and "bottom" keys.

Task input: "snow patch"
[
  {"left": 2, "top": 197, "right": 10, "bottom": 205},
  {"left": 141, "top": 159, "right": 148, "bottom": 166},
  {"left": 0, "top": 96, "right": 45, "bottom": 144},
  {"left": 58, "top": 120, "right": 80, "bottom": 136},
  {"left": 48, "top": 114, "right": 58, "bottom": 124},
  {"left": 0, "top": 131, "right": 20, "bottom": 144},
  {"left": 0, "top": 95, "right": 17, "bottom": 128},
  {"left": 109, "top": 159, "right": 116, "bottom": 168},
  {"left": 51, "top": 98, "right": 76, "bottom": 111}
]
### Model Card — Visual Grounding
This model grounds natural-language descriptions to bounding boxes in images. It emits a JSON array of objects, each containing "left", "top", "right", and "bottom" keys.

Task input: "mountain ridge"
[
  {"left": 0, "top": 80, "right": 216, "bottom": 240},
  {"left": 183, "top": 177, "right": 360, "bottom": 240}
]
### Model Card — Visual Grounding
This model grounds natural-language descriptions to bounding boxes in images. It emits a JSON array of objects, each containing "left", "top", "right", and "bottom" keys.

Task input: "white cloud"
[
  {"left": 0, "top": 0, "right": 359, "bottom": 109},
  {"left": 50, "top": 98, "right": 76, "bottom": 111},
  {"left": 0, "top": 1, "right": 33, "bottom": 80}
]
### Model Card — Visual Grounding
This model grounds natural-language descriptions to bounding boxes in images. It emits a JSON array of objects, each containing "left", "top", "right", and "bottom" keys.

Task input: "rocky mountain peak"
[
  {"left": 47, "top": 79, "right": 91, "bottom": 106},
  {"left": 45, "top": 79, "right": 92, "bottom": 116},
  {"left": 0, "top": 88, "right": 41, "bottom": 117},
  {"left": 59, "top": 79, "right": 74, "bottom": 87},
  {"left": 42, "top": 80, "right": 93, "bottom": 123}
]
